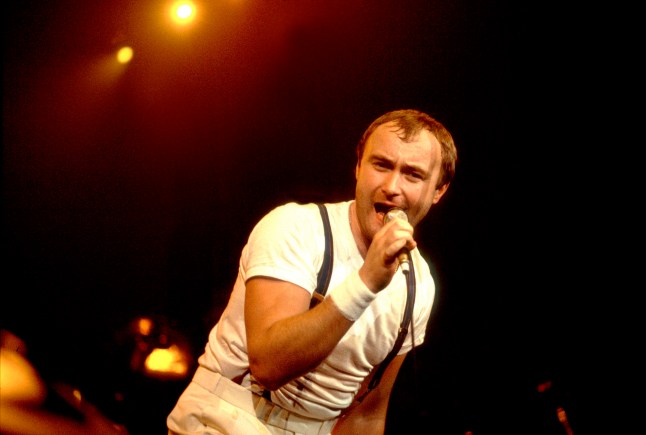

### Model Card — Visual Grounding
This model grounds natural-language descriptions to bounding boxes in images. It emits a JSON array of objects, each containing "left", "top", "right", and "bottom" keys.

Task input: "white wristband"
[{"left": 328, "top": 270, "right": 376, "bottom": 321}]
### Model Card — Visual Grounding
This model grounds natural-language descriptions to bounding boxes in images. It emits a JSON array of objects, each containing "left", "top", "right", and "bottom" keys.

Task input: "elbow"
[{"left": 248, "top": 357, "right": 287, "bottom": 391}]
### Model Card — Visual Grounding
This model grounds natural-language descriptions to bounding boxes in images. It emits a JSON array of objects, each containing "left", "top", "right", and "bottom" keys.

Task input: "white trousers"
[{"left": 167, "top": 367, "right": 337, "bottom": 435}]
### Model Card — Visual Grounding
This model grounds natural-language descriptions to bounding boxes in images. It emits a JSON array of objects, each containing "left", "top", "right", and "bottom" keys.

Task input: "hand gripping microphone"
[{"left": 384, "top": 208, "right": 411, "bottom": 273}]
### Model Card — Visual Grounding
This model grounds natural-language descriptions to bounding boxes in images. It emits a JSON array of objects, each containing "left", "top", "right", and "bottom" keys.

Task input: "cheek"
[{"left": 356, "top": 168, "right": 376, "bottom": 191}]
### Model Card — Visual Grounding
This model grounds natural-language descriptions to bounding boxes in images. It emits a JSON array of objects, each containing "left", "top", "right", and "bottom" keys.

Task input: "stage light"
[
  {"left": 126, "top": 316, "right": 193, "bottom": 381},
  {"left": 0, "top": 346, "right": 46, "bottom": 405},
  {"left": 116, "top": 46, "right": 134, "bottom": 64},
  {"left": 144, "top": 344, "right": 190, "bottom": 379},
  {"left": 170, "top": 1, "right": 197, "bottom": 26}
]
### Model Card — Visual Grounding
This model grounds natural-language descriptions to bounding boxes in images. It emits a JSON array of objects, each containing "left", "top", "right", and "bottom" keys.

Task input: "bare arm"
[
  {"left": 245, "top": 277, "right": 353, "bottom": 390},
  {"left": 332, "top": 353, "right": 407, "bottom": 434}
]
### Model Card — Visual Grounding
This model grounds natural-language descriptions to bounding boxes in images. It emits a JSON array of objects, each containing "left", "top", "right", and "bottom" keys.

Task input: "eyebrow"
[{"left": 370, "top": 153, "right": 429, "bottom": 177}]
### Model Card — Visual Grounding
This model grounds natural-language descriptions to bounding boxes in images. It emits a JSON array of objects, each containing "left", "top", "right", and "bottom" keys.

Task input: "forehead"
[{"left": 365, "top": 122, "right": 442, "bottom": 168}]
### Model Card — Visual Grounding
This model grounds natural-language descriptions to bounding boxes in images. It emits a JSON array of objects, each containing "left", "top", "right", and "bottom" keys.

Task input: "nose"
[{"left": 382, "top": 171, "right": 403, "bottom": 196}]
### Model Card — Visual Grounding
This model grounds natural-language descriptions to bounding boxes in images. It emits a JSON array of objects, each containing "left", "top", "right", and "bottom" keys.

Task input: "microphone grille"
[{"left": 384, "top": 208, "right": 408, "bottom": 224}]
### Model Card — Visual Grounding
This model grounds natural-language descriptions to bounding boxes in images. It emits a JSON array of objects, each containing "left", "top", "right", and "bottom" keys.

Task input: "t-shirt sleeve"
[{"left": 242, "top": 202, "right": 324, "bottom": 294}]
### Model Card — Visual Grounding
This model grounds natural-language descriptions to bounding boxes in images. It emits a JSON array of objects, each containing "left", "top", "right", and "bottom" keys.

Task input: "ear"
[
  {"left": 432, "top": 183, "right": 450, "bottom": 204},
  {"left": 355, "top": 162, "right": 360, "bottom": 180}
]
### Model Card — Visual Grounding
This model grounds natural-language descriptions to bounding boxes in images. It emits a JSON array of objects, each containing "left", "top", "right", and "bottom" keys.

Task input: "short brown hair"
[{"left": 356, "top": 109, "right": 457, "bottom": 188}]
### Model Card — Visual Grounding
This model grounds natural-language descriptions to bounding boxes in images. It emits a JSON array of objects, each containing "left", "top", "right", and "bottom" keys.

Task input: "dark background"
[{"left": 3, "top": 1, "right": 602, "bottom": 434}]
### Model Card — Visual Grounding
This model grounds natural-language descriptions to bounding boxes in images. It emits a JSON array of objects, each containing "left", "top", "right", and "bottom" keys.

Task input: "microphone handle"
[
  {"left": 384, "top": 208, "right": 412, "bottom": 273},
  {"left": 397, "top": 249, "right": 411, "bottom": 273}
]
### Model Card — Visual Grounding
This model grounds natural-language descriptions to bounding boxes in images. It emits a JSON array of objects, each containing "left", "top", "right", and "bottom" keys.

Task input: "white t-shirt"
[{"left": 198, "top": 200, "right": 435, "bottom": 419}]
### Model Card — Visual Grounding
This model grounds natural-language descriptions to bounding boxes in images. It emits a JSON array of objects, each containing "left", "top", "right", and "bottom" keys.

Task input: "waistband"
[
  {"left": 192, "top": 366, "right": 336, "bottom": 435},
  {"left": 193, "top": 366, "right": 257, "bottom": 413}
]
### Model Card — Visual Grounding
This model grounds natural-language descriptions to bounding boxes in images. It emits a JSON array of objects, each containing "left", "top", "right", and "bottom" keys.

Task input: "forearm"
[
  {"left": 247, "top": 296, "right": 353, "bottom": 389},
  {"left": 246, "top": 270, "right": 379, "bottom": 389},
  {"left": 332, "top": 353, "right": 405, "bottom": 434},
  {"left": 332, "top": 387, "right": 388, "bottom": 435}
]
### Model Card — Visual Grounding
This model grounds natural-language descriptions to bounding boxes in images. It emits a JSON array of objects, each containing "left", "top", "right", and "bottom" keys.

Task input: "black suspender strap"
[
  {"left": 367, "top": 258, "right": 415, "bottom": 392},
  {"left": 310, "top": 203, "right": 333, "bottom": 309},
  {"left": 309, "top": 202, "right": 415, "bottom": 394}
]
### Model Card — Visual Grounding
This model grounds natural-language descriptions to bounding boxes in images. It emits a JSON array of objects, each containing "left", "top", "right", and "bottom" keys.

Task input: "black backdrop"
[{"left": 3, "top": 1, "right": 597, "bottom": 434}]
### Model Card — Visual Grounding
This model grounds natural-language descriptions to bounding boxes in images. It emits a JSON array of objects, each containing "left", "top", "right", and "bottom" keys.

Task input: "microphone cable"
[{"left": 367, "top": 253, "right": 417, "bottom": 392}]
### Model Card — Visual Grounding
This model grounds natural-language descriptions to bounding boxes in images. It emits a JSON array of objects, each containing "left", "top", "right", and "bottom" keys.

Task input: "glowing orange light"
[
  {"left": 556, "top": 406, "right": 574, "bottom": 435},
  {"left": 0, "top": 348, "right": 46, "bottom": 404},
  {"left": 170, "top": 1, "right": 196, "bottom": 25},
  {"left": 135, "top": 317, "right": 154, "bottom": 336},
  {"left": 537, "top": 380, "right": 552, "bottom": 393},
  {"left": 144, "top": 344, "right": 190, "bottom": 379},
  {"left": 116, "top": 46, "right": 134, "bottom": 64}
]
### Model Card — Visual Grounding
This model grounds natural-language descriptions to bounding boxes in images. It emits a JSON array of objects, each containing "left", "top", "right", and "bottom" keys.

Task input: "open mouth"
[{"left": 374, "top": 203, "right": 392, "bottom": 221}]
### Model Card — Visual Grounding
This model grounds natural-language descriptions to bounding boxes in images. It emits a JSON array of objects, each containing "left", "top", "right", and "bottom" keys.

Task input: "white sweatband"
[{"left": 328, "top": 270, "right": 377, "bottom": 321}]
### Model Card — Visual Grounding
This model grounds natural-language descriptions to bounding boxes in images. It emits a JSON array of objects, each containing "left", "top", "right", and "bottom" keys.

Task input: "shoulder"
[
  {"left": 243, "top": 202, "right": 335, "bottom": 290},
  {"left": 411, "top": 249, "right": 433, "bottom": 278},
  {"left": 272, "top": 201, "right": 320, "bottom": 217},
  {"left": 248, "top": 202, "right": 330, "bottom": 247},
  {"left": 410, "top": 249, "right": 437, "bottom": 305},
  {"left": 255, "top": 202, "right": 320, "bottom": 231}
]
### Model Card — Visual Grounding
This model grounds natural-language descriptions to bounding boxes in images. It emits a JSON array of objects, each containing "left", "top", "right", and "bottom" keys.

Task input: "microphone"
[{"left": 384, "top": 208, "right": 411, "bottom": 273}]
